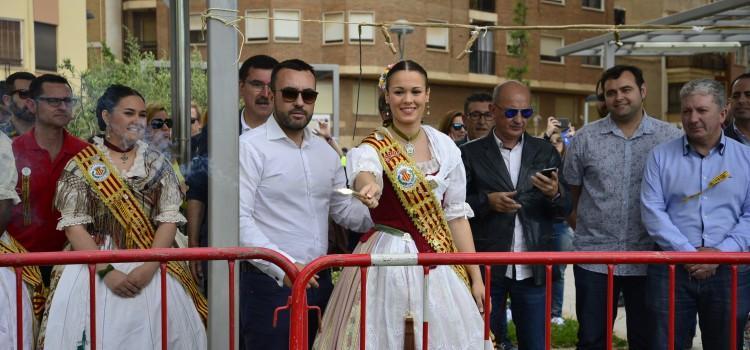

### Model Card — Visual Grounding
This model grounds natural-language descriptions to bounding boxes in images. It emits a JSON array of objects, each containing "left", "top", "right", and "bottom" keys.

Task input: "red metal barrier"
[
  {"left": 289, "top": 251, "right": 750, "bottom": 350},
  {"left": 0, "top": 247, "right": 297, "bottom": 350}
]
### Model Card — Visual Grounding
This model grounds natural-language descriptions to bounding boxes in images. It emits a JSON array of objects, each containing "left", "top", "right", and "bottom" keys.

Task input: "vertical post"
[
  {"left": 602, "top": 42, "right": 616, "bottom": 69},
  {"left": 606, "top": 265, "right": 614, "bottom": 350},
  {"left": 169, "top": 0, "right": 192, "bottom": 165},
  {"left": 730, "top": 265, "right": 738, "bottom": 350},
  {"left": 545, "top": 264, "right": 552, "bottom": 350},
  {"left": 483, "top": 265, "right": 491, "bottom": 344},
  {"left": 229, "top": 260, "right": 236, "bottom": 350},
  {"left": 422, "top": 266, "right": 430, "bottom": 350},
  {"left": 668, "top": 265, "right": 675, "bottom": 350},
  {"left": 206, "top": 1, "right": 240, "bottom": 349},
  {"left": 15, "top": 267, "right": 23, "bottom": 350},
  {"left": 360, "top": 267, "right": 368, "bottom": 350},
  {"left": 88, "top": 264, "right": 97, "bottom": 350},
  {"left": 160, "top": 263, "right": 168, "bottom": 350},
  {"left": 104, "top": 0, "right": 123, "bottom": 60}
]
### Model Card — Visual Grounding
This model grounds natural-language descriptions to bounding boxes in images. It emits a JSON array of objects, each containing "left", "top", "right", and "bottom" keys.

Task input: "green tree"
[
  {"left": 59, "top": 35, "right": 207, "bottom": 139},
  {"left": 506, "top": 0, "right": 529, "bottom": 83}
]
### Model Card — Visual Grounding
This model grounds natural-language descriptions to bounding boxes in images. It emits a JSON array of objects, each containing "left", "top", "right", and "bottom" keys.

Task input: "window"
[
  {"left": 322, "top": 12, "right": 344, "bottom": 44},
  {"left": 132, "top": 10, "right": 157, "bottom": 55},
  {"left": 667, "top": 83, "right": 684, "bottom": 114},
  {"left": 582, "top": 0, "right": 603, "bottom": 10},
  {"left": 426, "top": 20, "right": 449, "bottom": 51},
  {"left": 35, "top": 22, "right": 57, "bottom": 71},
  {"left": 273, "top": 10, "right": 300, "bottom": 42},
  {"left": 469, "top": 0, "right": 495, "bottom": 12},
  {"left": 542, "top": 0, "right": 565, "bottom": 5},
  {"left": 0, "top": 19, "right": 22, "bottom": 66},
  {"left": 348, "top": 12, "right": 374, "bottom": 43},
  {"left": 352, "top": 84, "right": 379, "bottom": 115},
  {"left": 189, "top": 14, "right": 205, "bottom": 44},
  {"left": 245, "top": 9, "right": 269, "bottom": 42},
  {"left": 469, "top": 22, "right": 495, "bottom": 75},
  {"left": 540, "top": 36, "right": 564, "bottom": 63},
  {"left": 582, "top": 55, "right": 602, "bottom": 67}
]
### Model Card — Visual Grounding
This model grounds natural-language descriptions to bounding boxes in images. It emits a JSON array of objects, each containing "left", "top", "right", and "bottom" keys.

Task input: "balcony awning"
[{"left": 556, "top": 0, "right": 750, "bottom": 57}]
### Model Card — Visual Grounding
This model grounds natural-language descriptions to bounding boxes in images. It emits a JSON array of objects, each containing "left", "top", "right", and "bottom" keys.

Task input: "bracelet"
[{"left": 97, "top": 264, "right": 115, "bottom": 279}]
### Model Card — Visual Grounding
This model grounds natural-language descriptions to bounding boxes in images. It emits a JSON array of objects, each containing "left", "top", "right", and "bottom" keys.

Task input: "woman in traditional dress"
[
  {"left": 0, "top": 131, "right": 42, "bottom": 349},
  {"left": 315, "top": 60, "right": 492, "bottom": 349},
  {"left": 39, "top": 84, "right": 206, "bottom": 349}
]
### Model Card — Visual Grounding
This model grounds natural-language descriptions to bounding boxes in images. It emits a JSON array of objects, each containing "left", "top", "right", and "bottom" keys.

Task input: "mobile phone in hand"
[
  {"left": 558, "top": 118, "right": 570, "bottom": 130},
  {"left": 539, "top": 167, "right": 557, "bottom": 177}
]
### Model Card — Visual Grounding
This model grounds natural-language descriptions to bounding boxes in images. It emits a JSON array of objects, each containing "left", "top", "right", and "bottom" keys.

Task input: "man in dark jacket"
[{"left": 462, "top": 80, "right": 571, "bottom": 350}]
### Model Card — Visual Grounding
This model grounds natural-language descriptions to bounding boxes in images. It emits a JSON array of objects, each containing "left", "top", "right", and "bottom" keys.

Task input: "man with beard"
[
  {"left": 7, "top": 74, "right": 88, "bottom": 285},
  {"left": 563, "top": 65, "right": 682, "bottom": 349},
  {"left": 237, "top": 59, "right": 374, "bottom": 349},
  {"left": 1, "top": 72, "right": 36, "bottom": 138},
  {"left": 725, "top": 73, "right": 750, "bottom": 146}
]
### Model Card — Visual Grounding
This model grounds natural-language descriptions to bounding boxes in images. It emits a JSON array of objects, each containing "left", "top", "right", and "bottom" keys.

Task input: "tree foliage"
[
  {"left": 59, "top": 35, "right": 207, "bottom": 139},
  {"left": 506, "top": 0, "right": 529, "bottom": 83}
]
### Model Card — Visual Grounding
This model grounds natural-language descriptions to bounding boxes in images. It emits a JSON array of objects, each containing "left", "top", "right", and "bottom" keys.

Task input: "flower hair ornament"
[{"left": 377, "top": 63, "right": 396, "bottom": 92}]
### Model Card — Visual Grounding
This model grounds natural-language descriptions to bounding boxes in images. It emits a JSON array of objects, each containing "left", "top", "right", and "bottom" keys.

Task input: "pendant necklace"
[
  {"left": 104, "top": 139, "right": 135, "bottom": 162},
  {"left": 390, "top": 124, "right": 421, "bottom": 157}
]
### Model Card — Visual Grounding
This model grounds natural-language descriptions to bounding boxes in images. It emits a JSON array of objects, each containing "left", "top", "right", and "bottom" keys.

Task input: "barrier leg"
[
  {"left": 546, "top": 265, "right": 552, "bottom": 350},
  {"left": 88, "top": 264, "right": 97, "bottom": 350},
  {"left": 15, "top": 267, "right": 23, "bottom": 350},
  {"left": 606, "top": 264, "right": 614, "bottom": 350},
  {"left": 731, "top": 265, "right": 738, "bottom": 350},
  {"left": 668, "top": 265, "right": 675, "bottom": 350},
  {"left": 229, "top": 260, "right": 236, "bottom": 350},
  {"left": 360, "top": 267, "right": 368, "bottom": 350},
  {"left": 422, "top": 266, "right": 430, "bottom": 350},
  {"left": 483, "top": 265, "right": 491, "bottom": 343},
  {"left": 161, "top": 263, "right": 168, "bottom": 350}
]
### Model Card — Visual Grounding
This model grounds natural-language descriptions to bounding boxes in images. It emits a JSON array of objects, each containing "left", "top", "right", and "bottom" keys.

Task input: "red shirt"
[{"left": 7, "top": 128, "right": 89, "bottom": 252}]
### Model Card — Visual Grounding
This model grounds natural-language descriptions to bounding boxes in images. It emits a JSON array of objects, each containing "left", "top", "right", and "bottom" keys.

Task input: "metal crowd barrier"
[
  {"left": 0, "top": 247, "right": 297, "bottom": 350},
  {"left": 289, "top": 251, "right": 750, "bottom": 350}
]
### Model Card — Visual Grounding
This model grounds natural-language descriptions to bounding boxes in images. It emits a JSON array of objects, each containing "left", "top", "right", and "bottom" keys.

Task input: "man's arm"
[
  {"left": 239, "top": 141, "right": 297, "bottom": 286},
  {"left": 330, "top": 159, "right": 374, "bottom": 232},
  {"left": 0, "top": 199, "right": 11, "bottom": 234}
]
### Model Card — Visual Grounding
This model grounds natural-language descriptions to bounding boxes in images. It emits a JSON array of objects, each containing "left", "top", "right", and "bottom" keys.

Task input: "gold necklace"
[{"left": 390, "top": 124, "right": 421, "bottom": 156}]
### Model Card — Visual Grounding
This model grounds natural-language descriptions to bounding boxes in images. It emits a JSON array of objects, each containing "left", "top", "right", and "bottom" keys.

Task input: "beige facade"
[{"left": 0, "top": 0, "right": 88, "bottom": 82}]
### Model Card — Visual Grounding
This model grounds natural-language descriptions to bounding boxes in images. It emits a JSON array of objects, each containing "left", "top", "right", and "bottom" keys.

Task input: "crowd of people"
[{"left": 0, "top": 56, "right": 749, "bottom": 350}]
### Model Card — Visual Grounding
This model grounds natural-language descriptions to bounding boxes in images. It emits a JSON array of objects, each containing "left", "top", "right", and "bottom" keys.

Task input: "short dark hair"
[
  {"left": 270, "top": 59, "right": 316, "bottom": 91},
  {"left": 28, "top": 74, "right": 71, "bottom": 100},
  {"left": 5, "top": 71, "right": 35, "bottom": 92},
  {"left": 731, "top": 73, "right": 750, "bottom": 92},
  {"left": 95, "top": 84, "right": 145, "bottom": 131},
  {"left": 464, "top": 92, "right": 492, "bottom": 115},
  {"left": 596, "top": 65, "right": 645, "bottom": 96},
  {"left": 239, "top": 55, "right": 278, "bottom": 82}
]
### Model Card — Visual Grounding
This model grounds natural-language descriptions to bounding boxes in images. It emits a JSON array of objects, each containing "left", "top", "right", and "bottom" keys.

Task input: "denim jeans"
[
  {"left": 491, "top": 276, "right": 547, "bottom": 350},
  {"left": 573, "top": 266, "right": 650, "bottom": 350},
  {"left": 647, "top": 264, "right": 750, "bottom": 350},
  {"left": 551, "top": 222, "right": 573, "bottom": 317}
]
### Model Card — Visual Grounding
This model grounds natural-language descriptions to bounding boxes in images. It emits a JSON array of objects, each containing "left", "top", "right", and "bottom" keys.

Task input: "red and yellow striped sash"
[
  {"left": 362, "top": 129, "right": 469, "bottom": 285},
  {"left": 73, "top": 145, "right": 208, "bottom": 323},
  {"left": 0, "top": 234, "right": 47, "bottom": 318}
]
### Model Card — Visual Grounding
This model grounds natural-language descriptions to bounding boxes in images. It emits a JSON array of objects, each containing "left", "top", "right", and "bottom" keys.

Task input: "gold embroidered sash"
[
  {"left": 73, "top": 145, "right": 208, "bottom": 323},
  {"left": 0, "top": 234, "right": 46, "bottom": 318},
  {"left": 362, "top": 128, "right": 469, "bottom": 285}
]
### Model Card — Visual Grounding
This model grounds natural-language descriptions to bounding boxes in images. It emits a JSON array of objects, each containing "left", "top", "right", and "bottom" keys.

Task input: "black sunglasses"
[
  {"left": 494, "top": 104, "right": 534, "bottom": 119},
  {"left": 151, "top": 118, "right": 173, "bottom": 129},
  {"left": 278, "top": 87, "right": 319, "bottom": 104},
  {"left": 10, "top": 89, "right": 30, "bottom": 99},
  {"left": 451, "top": 123, "right": 465, "bottom": 131}
]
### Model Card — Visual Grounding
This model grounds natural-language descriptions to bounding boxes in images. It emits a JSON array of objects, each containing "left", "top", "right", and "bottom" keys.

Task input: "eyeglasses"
[
  {"left": 9, "top": 89, "right": 30, "bottom": 99},
  {"left": 466, "top": 111, "right": 494, "bottom": 121},
  {"left": 150, "top": 118, "right": 173, "bottom": 129},
  {"left": 244, "top": 80, "right": 271, "bottom": 92},
  {"left": 494, "top": 104, "right": 534, "bottom": 119},
  {"left": 37, "top": 96, "right": 79, "bottom": 108},
  {"left": 277, "top": 87, "right": 319, "bottom": 104},
  {"left": 451, "top": 123, "right": 465, "bottom": 131}
]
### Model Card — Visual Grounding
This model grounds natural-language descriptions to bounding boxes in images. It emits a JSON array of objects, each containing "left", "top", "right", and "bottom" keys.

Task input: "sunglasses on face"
[
  {"left": 10, "top": 89, "right": 30, "bottom": 99},
  {"left": 150, "top": 118, "right": 173, "bottom": 129},
  {"left": 190, "top": 118, "right": 198, "bottom": 124},
  {"left": 451, "top": 123, "right": 465, "bottom": 131},
  {"left": 277, "top": 87, "right": 319, "bottom": 104},
  {"left": 495, "top": 104, "right": 534, "bottom": 119}
]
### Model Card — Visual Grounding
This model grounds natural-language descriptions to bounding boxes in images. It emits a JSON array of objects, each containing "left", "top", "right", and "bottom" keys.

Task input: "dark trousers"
[
  {"left": 491, "top": 276, "right": 547, "bottom": 350},
  {"left": 573, "top": 266, "right": 649, "bottom": 350},
  {"left": 239, "top": 264, "right": 333, "bottom": 350},
  {"left": 647, "top": 264, "right": 750, "bottom": 350}
]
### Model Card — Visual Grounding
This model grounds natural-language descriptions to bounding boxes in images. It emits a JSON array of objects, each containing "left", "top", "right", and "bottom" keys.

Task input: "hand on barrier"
[
  {"left": 284, "top": 263, "right": 319, "bottom": 289},
  {"left": 487, "top": 191, "right": 521, "bottom": 213},
  {"left": 104, "top": 269, "right": 141, "bottom": 298}
]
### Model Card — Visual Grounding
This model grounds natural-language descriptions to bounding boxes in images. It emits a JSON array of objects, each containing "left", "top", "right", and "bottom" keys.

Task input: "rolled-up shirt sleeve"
[{"left": 0, "top": 134, "right": 20, "bottom": 205}]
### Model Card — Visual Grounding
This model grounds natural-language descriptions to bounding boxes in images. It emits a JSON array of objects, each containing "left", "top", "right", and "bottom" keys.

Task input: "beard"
[
  {"left": 275, "top": 107, "right": 312, "bottom": 131},
  {"left": 9, "top": 102, "right": 35, "bottom": 122}
]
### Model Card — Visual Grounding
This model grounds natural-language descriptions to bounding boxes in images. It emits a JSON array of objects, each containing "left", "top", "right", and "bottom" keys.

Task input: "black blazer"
[{"left": 461, "top": 132, "right": 571, "bottom": 285}]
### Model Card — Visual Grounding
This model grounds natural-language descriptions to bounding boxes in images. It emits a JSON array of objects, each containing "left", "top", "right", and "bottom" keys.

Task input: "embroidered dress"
[
  {"left": 314, "top": 126, "right": 491, "bottom": 350},
  {"left": 39, "top": 138, "right": 206, "bottom": 350}
]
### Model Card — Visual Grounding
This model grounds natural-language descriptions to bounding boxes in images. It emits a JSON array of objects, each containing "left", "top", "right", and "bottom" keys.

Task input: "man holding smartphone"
[{"left": 462, "top": 80, "right": 571, "bottom": 350}]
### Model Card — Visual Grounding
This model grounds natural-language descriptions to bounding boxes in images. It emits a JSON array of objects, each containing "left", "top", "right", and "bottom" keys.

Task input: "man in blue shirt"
[{"left": 641, "top": 78, "right": 750, "bottom": 349}]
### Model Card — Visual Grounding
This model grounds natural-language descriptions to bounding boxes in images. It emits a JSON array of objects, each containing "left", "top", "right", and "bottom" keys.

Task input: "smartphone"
[
  {"left": 539, "top": 167, "right": 557, "bottom": 177},
  {"left": 558, "top": 117, "right": 570, "bottom": 130}
]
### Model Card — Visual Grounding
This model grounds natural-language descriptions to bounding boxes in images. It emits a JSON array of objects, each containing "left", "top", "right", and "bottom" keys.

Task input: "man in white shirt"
[
  {"left": 239, "top": 54, "right": 278, "bottom": 134},
  {"left": 238, "top": 59, "right": 374, "bottom": 349},
  {"left": 462, "top": 81, "right": 571, "bottom": 350}
]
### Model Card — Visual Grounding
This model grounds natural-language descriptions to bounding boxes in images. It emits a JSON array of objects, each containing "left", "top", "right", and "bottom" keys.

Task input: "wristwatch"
[{"left": 97, "top": 264, "right": 115, "bottom": 279}]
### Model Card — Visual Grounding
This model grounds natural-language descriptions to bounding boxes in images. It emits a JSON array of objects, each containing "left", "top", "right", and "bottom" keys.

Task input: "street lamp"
[{"left": 389, "top": 19, "right": 415, "bottom": 60}]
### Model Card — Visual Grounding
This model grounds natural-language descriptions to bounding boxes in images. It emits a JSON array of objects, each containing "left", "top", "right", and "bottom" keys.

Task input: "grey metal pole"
[
  {"left": 169, "top": 0, "right": 191, "bottom": 165},
  {"left": 206, "top": 1, "right": 239, "bottom": 349}
]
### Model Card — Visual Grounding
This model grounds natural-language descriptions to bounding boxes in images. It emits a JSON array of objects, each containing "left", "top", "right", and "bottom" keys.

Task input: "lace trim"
[
  {"left": 154, "top": 211, "right": 186, "bottom": 225},
  {"left": 444, "top": 202, "right": 475, "bottom": 221},
  {"left": 56, "top": 215, "right": 94, "bottom": 230}
]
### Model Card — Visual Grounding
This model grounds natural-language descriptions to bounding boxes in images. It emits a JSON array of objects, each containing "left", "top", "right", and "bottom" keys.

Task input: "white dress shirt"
[
  {"left": 0, "top": 133, "right": 20, "bottom": 206},
  {"left": 239, "top": 116, "right": 373, "bottom": 284},
  {"left": 493, "top": 133, "right": 531, "bottom": 280},
  {"left": 239, "top": 108, "right": 252, "bottom": 135}
]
